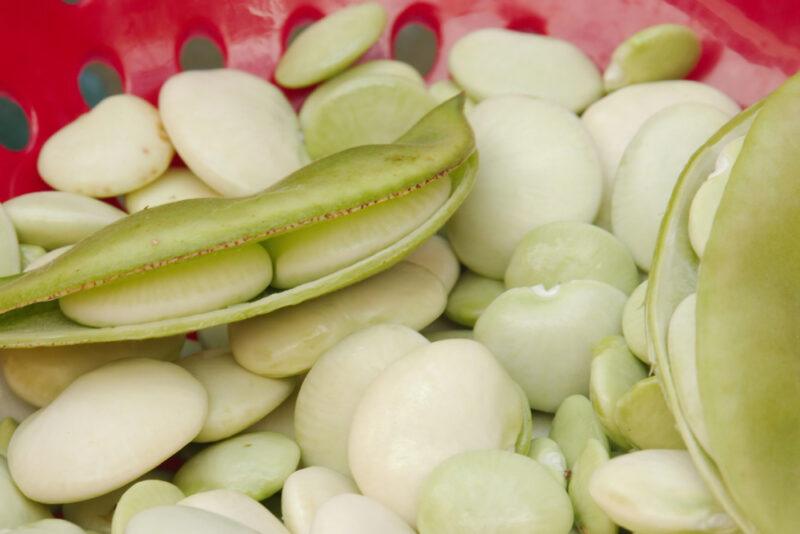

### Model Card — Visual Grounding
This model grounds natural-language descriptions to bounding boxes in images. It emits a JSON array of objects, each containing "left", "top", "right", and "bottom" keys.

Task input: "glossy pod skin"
[
  {"left": 648, "top": 72, "right": 800, "bottom": 532},
  {"left": 0, "top": 97, "right": 476, "bottom": 348}
]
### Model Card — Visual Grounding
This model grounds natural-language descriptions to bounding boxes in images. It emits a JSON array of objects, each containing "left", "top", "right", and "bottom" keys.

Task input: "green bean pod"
[
  {"left": 649, "top": 72, "right": 800, "bottom": 532},
  {"left": 0, "top": 97, "right": 475, "bottom": 348}
]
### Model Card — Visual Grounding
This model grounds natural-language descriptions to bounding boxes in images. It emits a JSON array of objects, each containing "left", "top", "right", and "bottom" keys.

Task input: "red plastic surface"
[{"left": 1, "top": 0, "right": 799, "bottom": 201}]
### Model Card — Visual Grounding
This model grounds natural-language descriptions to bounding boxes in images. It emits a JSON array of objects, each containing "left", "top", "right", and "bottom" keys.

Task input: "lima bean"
[
  {"left": 37, "top": 95, "right": 173, "bottom": 198},
  {"left": 7, "top": 359, "right": 207, "bottom": 504},
  {"left": 3, "top": 192, "right": 126, "bottom": 250},
  {"left": 449, "top": 28, "right": 603, "bottom": 112},
  {"left": 110, "top": 480, "right": 185, "bottom": 534},
  {"left": 447, "top": 96, "right": 602, "bottom": 279},
  {"left": 179, "top": 489, "right": 289, "bottom": 534},
  {"left": 1, "top": 336, "right": 183, "bottom": 407},
  {"left": 125, "top": 505, "right": 260, "bottom": 534},
  {"left": 612, "top": 102, "right": 733, "bottom": 270},
  {"left": 589, "top": 335, "right": 648, "bottom": 448},
  {"left": 445, "top": 271, "right": 504, "bottom": 327},
  {"left": 300, "top": 64, "right": 435, "bottom": 159},
  {"left": 310, "top": 494, "right": 414, "bottom": 534},
  {"left": 230, "top": 261, "right": 445, "bottom": 377},
  {"left": 124, "top": 168, "right": 219, "bottom": 213},
  {"left": 174, "top": 432, "right": 300, "bottom": 501},
  {"left": 281, "top": 466, "right": 359, "bottom": 534},
  {"left": 604, "top": 24, "right": 701, "bottom": 91},
  {"left": 581, "top": 80, "right": 739, "bottom": 228},
  {"left": 548, "top": 395, "right": 609, "bottom": 469},
  {"left": 178, "top": 349, "right": 295, "bottom": 443},
  {"left": 348, "top": 339, "right": 532, "bottom": 525},
  {"left": 614, "top": 377, "right": 684, "bottom": 450},
  {"left": 275, "top": 3, "right": 387, "bottom": 89},
  {"left": 475, "top": 281, "right": 626, "bottom": 412},
  {"left": 417, "top": 449, "right": 574, "bottom": 534},
  {"left": 568, "top": 439, "right": 616, "bottom": 534},
  {"left": 294, "top": 324, "right": 428, "bottom": 475}
]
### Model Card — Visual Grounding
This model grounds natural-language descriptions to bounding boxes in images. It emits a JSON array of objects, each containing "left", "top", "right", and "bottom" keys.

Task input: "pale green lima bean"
[
  {"left": 445, "top": 271, "right": 504, "bottom": 327},
  {"left": 275, "top": 3, "right": 387, "bottom": 89},
  {"left": 174, "top": 432, "right": 299, "bottom": 501},
  {"left": 604, "top": 24, "right": 701, "bottom": 91}
]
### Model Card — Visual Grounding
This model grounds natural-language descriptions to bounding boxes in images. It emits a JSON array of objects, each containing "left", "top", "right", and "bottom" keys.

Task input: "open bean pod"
[
  {"left": 0, "top": 96, "right": 476, "bottom": 348},
  {"left": 648, "top": 72, "right": 800, "bottom": 533}
]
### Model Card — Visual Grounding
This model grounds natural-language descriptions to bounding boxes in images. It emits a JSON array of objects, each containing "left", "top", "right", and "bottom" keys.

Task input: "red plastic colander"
[{"left": 1, "top": 0, "right": 799, "bottom": 202}]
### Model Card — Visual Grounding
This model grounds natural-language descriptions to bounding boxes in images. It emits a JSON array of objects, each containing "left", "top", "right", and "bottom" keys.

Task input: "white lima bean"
[
  {"left": 37, "top": 94, "right": 173, "bottom": 198},
  {"left": 179, "top": 489, "right": 289, "bottom": 534},
  {"left": 59, "top": 244, "right": 272, "bottom": 327},
  {"left": 403, "top": 235, "right": 460, "bottom": 293},
  {"left": 474, "top": 281, "right": 627, "bottom": 412},
  {"left": 612, "top": 102, "right": 733, "bottom": 270},
  {"left": 111, "top": 480, "right": 185, "bottom": 534},
  {"left": 62, "top": 473, "right": 170, "bottom": 533},
  {"left": 581, "top": 80, "right": 739, "bottom": 228},
  {"left": 264, "top": 176, "right": 450, "bottom": 289},
  {"left": 159, "top": 69, "right": 305, "bottom": 197},
  {"left": 246, "top": 390, "right": 298, "bottom": 440},
  {"left": 621, "top": 280, "right": 649, "bottom": 363},
  {"left": 310, "top": 494, "right": 414, "bottom": 534},
  {"left": 446, "top": 95, "right": 603, "bottom": 279},
  {"left": 589, "top": 450, "right": 737, "bottom": 533},
  {"left": 688, "top": 136, "right": 744, "bottom": 258},
  {"left": 348, "top": 339, "right": 532, "bottom": 525},
  {"left": 230, "top": 261, "right": 446, "bottom": 377},
  {"left": 1, "top": 336, "right": 183, "bottom": 407},
  {"left": 667, "top": 293, "right": 710, "bottom": 450},
  {"left": 448, "top": 28, "right": 603, "bottom": 112},
  {"left": 0, "top": 457, "right": 51, "bottom": 529},
  {"left": 124, "top": 168, "right": 220, "bottom": 213},
  {"left": 294, "top": 324, "right": 428, "bottom": 475},
  {"left": 178, "top": 349, "right": 296, "bottom": 442},
  {"left": 3, "top": 191, "right": 126, "bottom": 249},
  {"left": 126, "top": 505, "right": 261, "bottom": 534},
  {"left": 7, "top": 358, "right": 207, "bottom": 504},
  {"left": 281, "top": 466, "right": 359, "bottom": 534}
]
